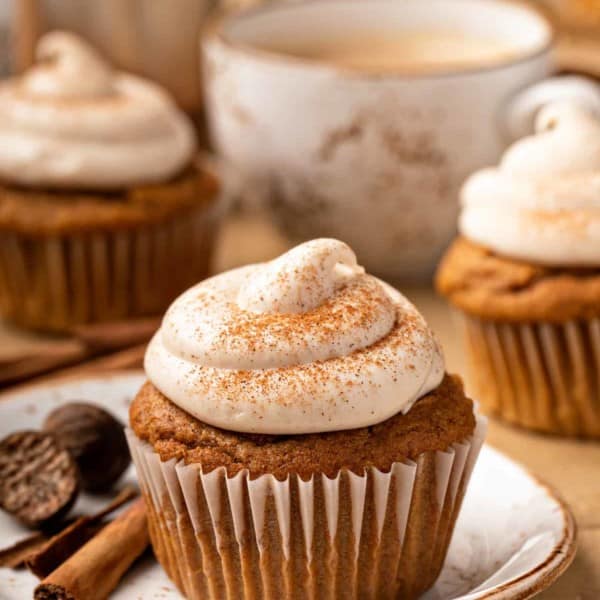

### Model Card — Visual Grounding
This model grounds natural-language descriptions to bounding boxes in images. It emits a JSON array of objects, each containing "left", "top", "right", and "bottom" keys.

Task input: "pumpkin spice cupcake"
[
  {"left": 127, "top": 238, "right": 486, "bottom": 600},
  {"left": 437, "top": 101, "right": 600, "bottom": 438},
  {"left": 0, "top": 32, "right": 222, "bottom": 332}
]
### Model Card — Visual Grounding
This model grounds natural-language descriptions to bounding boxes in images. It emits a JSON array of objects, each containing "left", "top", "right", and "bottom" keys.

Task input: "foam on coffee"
[{"left": 261, "top": 30, "right": 518, "bottom": 73}]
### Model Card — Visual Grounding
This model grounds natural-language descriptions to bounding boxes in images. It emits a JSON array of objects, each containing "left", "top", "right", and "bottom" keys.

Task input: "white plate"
[{"left": 0, "top": 372, "right": 576, "bottom": 600}]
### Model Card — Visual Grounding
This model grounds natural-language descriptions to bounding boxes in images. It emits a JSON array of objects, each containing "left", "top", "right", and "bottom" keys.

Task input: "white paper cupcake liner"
[
  {"left": 460, "top": 314, "right": 600, "bottom": 438},
  {"left": 126, "top": 416, "right": 486, "bottom": 600},
  {"left": 0, "top": 209, "right": 216, "bottom": 332}
]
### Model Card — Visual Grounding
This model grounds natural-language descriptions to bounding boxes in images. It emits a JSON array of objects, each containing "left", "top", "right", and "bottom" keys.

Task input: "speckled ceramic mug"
[{"left": 203, "top": 0, "right": 587, "bottom": 280}]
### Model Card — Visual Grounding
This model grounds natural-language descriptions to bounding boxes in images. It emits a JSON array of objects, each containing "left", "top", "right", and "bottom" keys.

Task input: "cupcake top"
[
  {"left": 0, "top": 32, "right": 196, "bottom": 190},
  {"left": 460, "top": 101, "right": 600, "bottom": 266},
  {"left": 145, "top": 239, "right": 444, "bottom": 434}
]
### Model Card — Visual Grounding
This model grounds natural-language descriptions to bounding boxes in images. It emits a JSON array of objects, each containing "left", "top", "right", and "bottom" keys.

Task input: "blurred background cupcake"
[
  {"left": 437, "top": 100, "right": 600, "bottom": 438},
  {"left": 0, "top": 31, "right": 222, "bottom": 332},
  {"left": 12, "top": 0, "right": 267, "bottom": 139}
]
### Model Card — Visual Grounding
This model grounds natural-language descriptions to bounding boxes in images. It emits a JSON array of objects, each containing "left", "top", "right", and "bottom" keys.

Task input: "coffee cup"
[{"left": 204, "top": 0, "right": 600, "bottom": 280}]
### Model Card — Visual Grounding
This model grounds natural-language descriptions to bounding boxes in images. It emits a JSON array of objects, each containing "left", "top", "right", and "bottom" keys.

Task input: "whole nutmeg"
[
  {"left": 0, "top": 430, "right": 79, "bottom": 528},
  {"left": 44, "top": 403, "right": 131, "bottom": 492}
]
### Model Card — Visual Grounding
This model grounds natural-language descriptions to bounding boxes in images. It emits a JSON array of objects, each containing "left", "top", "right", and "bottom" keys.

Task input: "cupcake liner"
[
  {"left": 460, "top": 314, "right": 600, "bottom": 438},
  {"left": 0, "top": 208, "right": 217, "bottom": 332},
  {"left": 126, "top": 416, "right": 486, "bottom": 600}
]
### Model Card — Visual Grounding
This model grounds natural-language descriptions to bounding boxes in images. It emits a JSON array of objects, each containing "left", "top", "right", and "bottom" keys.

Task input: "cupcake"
[
  {"left": 127, "top": 238, "right": 486, "bottom": 599},
  {"left": 437, "top": 101, "right": 600, "bottom": 438},
  {"left": 0, "top": 32, "right": 221, "bottom": 332}
]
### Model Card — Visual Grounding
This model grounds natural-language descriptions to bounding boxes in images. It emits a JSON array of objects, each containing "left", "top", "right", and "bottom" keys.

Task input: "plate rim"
[
  {"left": 0, "top": 370, "right": 578, "bottom": 600},
  {"left": 472, "top": 470, "right": 577, "bottom": 600}
]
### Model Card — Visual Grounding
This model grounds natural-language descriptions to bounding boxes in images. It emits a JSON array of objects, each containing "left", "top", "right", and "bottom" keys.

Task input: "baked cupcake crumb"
[
  {"left": 130, "top": 374, "right": 475, "bottom": 479},
  {"left": 437, "top": 236, "right": 600, "bottom": 322}
]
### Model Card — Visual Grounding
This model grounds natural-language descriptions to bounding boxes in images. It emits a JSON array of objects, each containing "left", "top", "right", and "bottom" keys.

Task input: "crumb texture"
[
  {"left": 0, "top": 166, "right": 219, "bottom": 235},
  {"left": 130, "top": 374, "right": 475, "bottom": 479},
  {"left": 436, "top": 237, "right": 600, "bottom": 322}
]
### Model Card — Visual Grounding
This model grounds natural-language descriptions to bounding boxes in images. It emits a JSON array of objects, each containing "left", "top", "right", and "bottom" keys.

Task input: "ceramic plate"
[{"left": 0, "top": 372, "right": 576, "bottom": 600}]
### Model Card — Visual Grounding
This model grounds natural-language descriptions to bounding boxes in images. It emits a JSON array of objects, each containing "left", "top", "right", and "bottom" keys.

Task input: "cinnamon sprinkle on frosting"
[
  {"left": 460, "top": 101, "right": 600, "bottom": 266},
  {"left": 145, "top": 239, "right": 444, "bottom": 434}
]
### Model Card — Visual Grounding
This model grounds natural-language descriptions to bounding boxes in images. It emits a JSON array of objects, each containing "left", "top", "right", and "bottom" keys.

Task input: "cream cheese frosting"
[
  {"left": 460, "top": 101, "right": 600, "bottom": 266},
  {"left": 0, "top": 31, "right": 196, "bottom": 189},
  {"left": 145, "top": 239, "right": 444, "bottom": 434}
]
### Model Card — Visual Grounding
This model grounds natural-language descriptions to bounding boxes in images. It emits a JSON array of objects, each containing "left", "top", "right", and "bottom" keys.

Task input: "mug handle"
[{"left": 504, "top": 75, "right": 600, "bottom": 140}]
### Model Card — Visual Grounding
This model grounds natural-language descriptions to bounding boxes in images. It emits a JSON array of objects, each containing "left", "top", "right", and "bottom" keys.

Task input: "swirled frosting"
[
  {"left": 0, "top": 31, "right": 196, "bottom": 189},
  {"left": 460, "top": 102, "right": 600, "bottom": 266},
  {"left": 145, "top": 239, "right": 444, "bottom": 434}
]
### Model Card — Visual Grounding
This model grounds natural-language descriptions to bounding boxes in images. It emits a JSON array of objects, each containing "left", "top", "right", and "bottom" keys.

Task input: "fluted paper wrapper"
[
  {"left": 126, "top": 417, "right": 486, "bottom": 600},
  {"left": 460, "top": 314, "right": 600, "bottom": 438},
  {"left": 0, "top": 209, "right": 216, "bottom": 332}
]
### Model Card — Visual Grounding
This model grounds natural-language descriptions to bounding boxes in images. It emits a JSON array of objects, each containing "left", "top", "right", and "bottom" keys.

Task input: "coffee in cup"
[{"left": 256, "top": 30, "right": 519, "bottom": 74}]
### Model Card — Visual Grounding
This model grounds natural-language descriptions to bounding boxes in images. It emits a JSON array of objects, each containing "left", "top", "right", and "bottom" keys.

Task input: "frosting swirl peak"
[
  {"left": 23, "top": 31, "right": 114, "bottom": 99},
  {"left": 237, "top": 239, "right": 365, "bottom": 314},
  {"left": 146, "top": 239, "right": 444, "bottom": 434},
  {"left": 0, "top": 31, "right": 196, "bottom": 189},
  {"left": 460, "top": 101, "right": 600, "bottom": 265}
]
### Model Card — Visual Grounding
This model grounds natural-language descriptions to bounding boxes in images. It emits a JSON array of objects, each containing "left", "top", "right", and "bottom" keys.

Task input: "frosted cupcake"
[
  {"left": 437, "top": 101, "right": 600, "bottom": 437},
  {"left": 128, "top": 238, "right": 486, "bottom": 600},
  {"left": 0, "top": 32, "right": 221, "bottom": 332}
]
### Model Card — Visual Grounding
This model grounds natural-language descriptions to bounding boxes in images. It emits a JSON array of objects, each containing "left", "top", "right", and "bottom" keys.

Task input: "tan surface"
[{"left": 1, "top": 214, "right": 597, "bottom": 597}]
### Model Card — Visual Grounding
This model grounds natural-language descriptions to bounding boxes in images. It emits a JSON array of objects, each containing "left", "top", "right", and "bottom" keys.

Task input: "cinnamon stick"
[
  {"left": 73, "top": 343, "right": 146, "bottom": 373},
  {"left": 28, "top": 486, "right": 138, "bottom": 578},
  {"left": 35, "top": 498, "right": 148, "bottom": 600},
  {"left": 71, "top": 317, "right": 160, "bottom": 351},
  {"left": 5, "top": 342, "right": 147, "bottom": 393},
  {"left": 0, "top": 316, "right": 155, "bottom": 387},
  {"left": 0, "top": 340, "right": 90, "bottom": 386},
  {"left": 0, "top": 532, "right": 49, "bottom": 568}
]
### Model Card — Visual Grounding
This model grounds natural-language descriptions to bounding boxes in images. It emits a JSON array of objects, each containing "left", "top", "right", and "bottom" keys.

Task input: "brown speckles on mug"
[
  {"left": 318, "top": 116, "right": 365, "bottom": 161},
  {"left": 204, "top": 0, "right": 553, "bottom": 279},
  {"left": 381, "top": 129, "right": 446, "bottom": 167}
]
